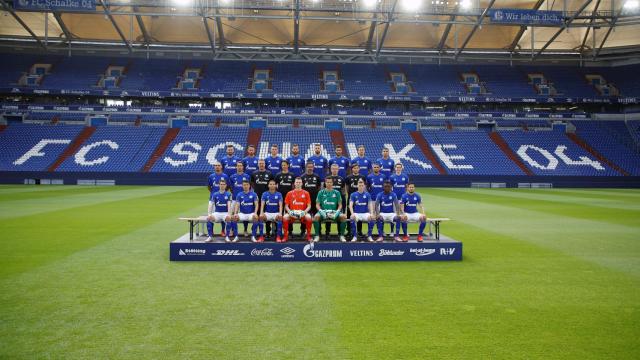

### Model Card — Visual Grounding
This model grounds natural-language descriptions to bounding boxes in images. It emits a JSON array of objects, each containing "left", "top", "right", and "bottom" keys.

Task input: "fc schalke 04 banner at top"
[
  {"left": 488, "top": 8, "right": 565, "bottom": 26},
  {"left": 13, "top": 0, "right": 96, "bottom": 11}
]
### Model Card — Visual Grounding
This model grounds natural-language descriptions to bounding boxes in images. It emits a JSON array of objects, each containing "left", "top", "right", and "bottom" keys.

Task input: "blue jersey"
[
  {"left": 352, "top": 156, "right": 372, "bottom": 177},
  {"left": 376, "top": 191, "right": 398, "bottom": 214},
  {"left": 389, "top": 173, "right": 409, "bottom": 199},
  {"left": 287, "top": 155, "right": 305, "bottom": 177},
  {"left": 220, "top": 155, "right": 241, "bottom": 177},
  {"left": 236, "top": 191, "right": 258, "bottom": 214},
  {"left": 367, "top": 173, "right": 387, "bottom": 199},
  {"left": 230, "top": 172, "right": 251, "bottom": 197},
  {"left": 261, "top": 191, "right": 283, "bottom": 214},
  {"left": 350, "top": 191, "right": 372, "bottom": 214},
  {"left": 208, "top": 172, "right": 230, "bottom": 199},
  {"left": 329, "top": 156, "right": 350, "bottom": 178},
  {"left": 401, "top": 192, "right": 422, "bottom": 214},
  {"left": 242, "top": 156, "right": 259, "bottom": 174},
  {"left": 265, "top": 156, "right": 283, "bottom": 174},
  {"left": 376, "top": 157, "right": 395, "bottom": 178},
  {"left": 308, "top": 155, "right": 328, "bottom": 180},
  {"left": 211, "top": 191, "right": 232, "bottom": 213}
]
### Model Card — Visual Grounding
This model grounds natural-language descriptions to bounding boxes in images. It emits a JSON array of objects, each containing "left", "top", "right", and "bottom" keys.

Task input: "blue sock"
[
  {"left": 207, "top": 221, "right": 213, "bottom": 237},
  {"left": 221, "top": 221, "right": 225, "bottom": 234},
  {"left": 418, "top": 221, "right": 426, "bottom": 236},
  {"left": 402, "top": 223, "right": 408, "bottom": 236},
  {"left": 395, "top": 219, "right": 401, "bottom": 236},
  {"left": 350, "top": 220, "right": 357, "bottom": 236},
  {"left": 225, "top": 221, "right": 232, "bottom": 236},
  {"left": 251, "top": 223, "right": 258, "bottom": 236},
  {"left": 276, "top": 221, "right": 282, "bottom": 237},
  {"left": 377, "top": 220, "right": 384, "bottom": 236},
  {"left": 258, "top": 222, "right": 264, "bottom": 236},
  {"left": 367, "top": 221, "right": 374, "bottom": 236},
  {"left": 243, "top": 221, "right": 249, "bottom": 232}
]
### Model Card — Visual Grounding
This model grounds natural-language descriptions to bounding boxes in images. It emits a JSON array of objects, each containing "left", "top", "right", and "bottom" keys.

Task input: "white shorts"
[
  {"left": 379, "top": 212, "right": 396, "bottom": 222},
  {"left": 209, "top": 212, "right": 228, "bottom": 223},
  {"left": 404, "top": 212, "right": 424, "bottom": 223},
  {"left": 352, "top": 213, "right": 372, "bottom": 222},
  {"left": 237, "top": 213, "right": 256, "bottom": 222},
  {"left": 263, "top": 212, "right": 280, "bottom": 222}
]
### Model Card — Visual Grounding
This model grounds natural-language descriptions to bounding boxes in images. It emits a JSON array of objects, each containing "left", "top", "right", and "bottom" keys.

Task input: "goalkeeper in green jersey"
[{"left": 313, "top": 177, "right": 347, "bottom": 242}]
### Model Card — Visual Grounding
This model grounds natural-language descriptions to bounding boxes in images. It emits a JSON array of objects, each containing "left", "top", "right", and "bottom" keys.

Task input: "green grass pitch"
[{"left": 0, "top": 185, "right": 638, "bottom": 359}]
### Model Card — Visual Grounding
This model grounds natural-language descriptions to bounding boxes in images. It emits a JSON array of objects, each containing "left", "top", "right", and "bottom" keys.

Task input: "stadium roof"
[{"left": 1, "top": 0, "right": 640, "bottom": 64}]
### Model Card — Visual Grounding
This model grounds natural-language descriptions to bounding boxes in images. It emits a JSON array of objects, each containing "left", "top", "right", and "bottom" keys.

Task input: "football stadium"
[{"left": 1, "top": 0, "right": 640, "bottom": 358}]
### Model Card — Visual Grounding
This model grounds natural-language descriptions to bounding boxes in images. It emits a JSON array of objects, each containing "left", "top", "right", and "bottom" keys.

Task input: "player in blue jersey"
[
  {"left": 389, "top": 163, "right": 409, "bottom": 199},
  {"left": 375, "top": 181, "right": 401, "bottom": 242},
  {"left": 207, "top": 163, "right": 230, "bottom": 236},
  {"left": 206, "top": 179, "right": 233, "bottom": 242},
  {"left": 242, "top": 144, "right": 259, "bottom": 174},
  {"left": 349, "top": 179, "right": 376, "bottom": 242},
  {"left": 307, "top": 143, "right": 328, "bottom": 180},
  {"left": 265, "top": 144, "right": 283, "bottom": 174},
  {"left": 328, "top": 144, "right": 350, "bottom": 178},
  {"left": 351, "top": 144, "right": 372, "bottom": 177},
  {"left": 376, "top": 147, "right": 395, "bottom": 178},
  {"left": 220, "top": 144, "right": 241, "bottom": 177},
  {"left": 367, "top": 162, "right": 387, "bottom": 200},
  {"left": 398, "top": 183, "right": 428, "bottom": 242},
  {"left": 230, "top": 161, "right": 251, "bottom": 199},
  {"left": 259, "top": 179, "right": 283, "bottom": 242},
  {"left": 230, "top": 180, "right": 260, "bottom": 242},
  {"left": 286, "top": 143, "right": 305, "bottom": 177}
]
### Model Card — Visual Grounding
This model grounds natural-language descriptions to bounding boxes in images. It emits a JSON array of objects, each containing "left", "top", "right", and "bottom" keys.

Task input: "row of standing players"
[{"left": 206, "top": 143, "right": 428, "bottom": 242}]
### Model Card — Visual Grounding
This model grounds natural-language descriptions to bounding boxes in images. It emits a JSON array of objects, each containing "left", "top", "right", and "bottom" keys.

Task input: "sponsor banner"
[
  {"left": 1, "top": 103, "right": 595, "bottom": 119},
  {"left": 0, "top": 87, "right": 634, "bottom": 105},
  {"left": 14, "top": 0, "right": 96, "bottom": 11},
  {"left": 170, "top": 242, "right": 462, "bottom": 262},
  {"left": 488, "top": 9, "right": 564, "bottom": 25}
]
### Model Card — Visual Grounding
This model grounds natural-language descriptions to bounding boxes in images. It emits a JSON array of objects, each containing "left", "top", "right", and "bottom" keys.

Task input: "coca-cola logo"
[{"left": 251, "top": 248, "right": 274, "bottom": 256}]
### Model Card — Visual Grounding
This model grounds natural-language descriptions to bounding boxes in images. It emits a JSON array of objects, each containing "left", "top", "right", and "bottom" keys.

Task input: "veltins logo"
[
  {"left": 179, "top": 248, "right": 206, "bottom": 256},
  {"left": 493, "top": 10, "right": 504, "bottom": 21},
  {"left": 379, "top": 249, "right": 405, "bottom": 257},
  {"left": 303, "top": 243, "right": 342, "bottom": 258},
  {"left": 212, "top": 249, "right": 245, "bottom": 256},
  {"left": 251, "top": 248, "right": 274, "bottom": 257},
  {"left": 410, "top": 248, "right": 436, "bottom": 257},
  {"left": 280, "top": 247, "right": 296, "bottom": 258}
]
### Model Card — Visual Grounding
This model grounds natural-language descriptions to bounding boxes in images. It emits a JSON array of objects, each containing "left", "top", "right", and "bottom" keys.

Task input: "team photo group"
[{"left": 206, "top": 142, "right": 429, "bottom": 243}]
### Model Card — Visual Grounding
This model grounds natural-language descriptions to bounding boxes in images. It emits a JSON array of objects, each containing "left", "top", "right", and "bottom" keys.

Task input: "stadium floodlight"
[
  {"left": 624, "top": 0, "right": 639, "bottom": 10},
  {"left": 361, "top": 0, "right": 378, "bottom": 9},
  {"left": 459, "top": 0, "right": 472, "bottom": 9},
  {"left": 401, "top": 0, "right": 422, "bottom": 12},
  {"left": 171, "top": 0, "right": 193, "bottom": 6}
]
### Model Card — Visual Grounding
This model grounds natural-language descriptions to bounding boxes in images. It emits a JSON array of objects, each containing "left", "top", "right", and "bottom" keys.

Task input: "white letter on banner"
[
  {"left": 346, "top": 143, "right": 358, "bottom": 159},
  {"left": 517, "top": 145, "right": 558, "bottom": 170},
  {"left": 75, "top": 140, "right": 119, "bottom": 166},
  {"left": 13, "top": 139, "right": 71, "bottom": 165},
  {"left": 206, "top": 142, "right": 244, "bottom": 166},
  {"left": 430, "top": 144, "right": 473, "bottom": 170},
  {"left": 383, "top": 144, "right": 432, "bottom": 169},
  {"left": 164, "top": 141, "right": 202, "bottom": 167},
  {"left": 554, "top": 145, "right": 605, "bottom": 170}
]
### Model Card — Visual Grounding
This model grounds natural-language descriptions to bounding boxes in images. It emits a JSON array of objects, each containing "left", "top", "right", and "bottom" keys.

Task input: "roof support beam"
[
  {"left": 594, "top": 5, "right": 625, "bottom": 58},
  {"left": 437, "top": 14, "right": 456, "bottom": 53},
  {"left": 454, "top": 0, "right": 496, "bottom": 60},
  {"left": 580, "top": 0, "right": 602, "bottom": 51},
  {"left": 0, "top": 0, "right": 46, "bottom": 50},
  {"left": 100, "top": 0, "right": 132, "bottom": 52},
  {"left": 203, "top": 17, "right": 216, "bottom": 56},
  {"left": 215, "top": 8, "right": 225, "bottom": 50},
  {"left": 132, "top": 6, "right": 151, "bottom": 44},
  {"left": 364, "top": 12, "right": 378, "bottom": 53},
  {"left": 375, "top": 0, "right": 398, "bottom": 59},
  {"left": 509, "top": 0, "right": 545, "bottom": 52},
  {"left": 52, "top": 12, "right": 73, "bottom": 41},
  {"left": 532, "top": 0, "right": 593, "bottom": 60},
  {"left": 293, "top": 0, "right": 300, "bottom": 54}
]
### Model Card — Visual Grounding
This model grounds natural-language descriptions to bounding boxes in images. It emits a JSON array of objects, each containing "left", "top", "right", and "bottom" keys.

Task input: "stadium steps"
[
  {"left": 246, "top": 128, "right": 263, "bottom": 150},
  {"left": 488, "top": 132, "right": 534, "bottom": 176},
  {"left": 566, "top": 132, "right": 630, "bottom": 176},
  {"left": 47, "top": 126, "right": 96, "bottom": 172},
  {"left": 330, "top": 130, "right": 346, "bottom": 150},
  {"left": 409, "top": 131, "right": 447, "bottom": 175},
  {"left": 141, "top": 128, "right": 181, "bottom": 173}
]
